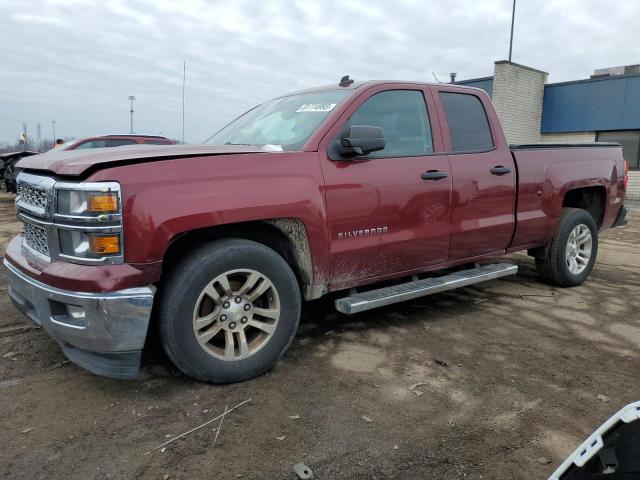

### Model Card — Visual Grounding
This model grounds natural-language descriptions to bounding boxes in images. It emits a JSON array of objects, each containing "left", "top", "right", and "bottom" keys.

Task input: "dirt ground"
[{"left": 1, "top": 191, "right": 638, "bottom": 480}]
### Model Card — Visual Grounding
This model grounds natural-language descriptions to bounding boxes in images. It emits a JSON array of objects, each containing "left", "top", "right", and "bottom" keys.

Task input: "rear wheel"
[
  {"left": 158, "top": 239, "right": 301, "bottom": 383},
  {"left": 535, "top": 208, "right": 598, "bottom": 287}
]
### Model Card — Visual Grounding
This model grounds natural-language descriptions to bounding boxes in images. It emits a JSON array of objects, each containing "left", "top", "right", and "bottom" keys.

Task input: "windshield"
[{"left": 206, "top": 89, "right": 350, "bottom": 151}]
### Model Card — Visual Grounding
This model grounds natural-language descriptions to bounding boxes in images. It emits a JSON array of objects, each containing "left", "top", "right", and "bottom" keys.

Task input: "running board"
[{"left": 335, "top": 263, "right": 518, "bottom": 315}]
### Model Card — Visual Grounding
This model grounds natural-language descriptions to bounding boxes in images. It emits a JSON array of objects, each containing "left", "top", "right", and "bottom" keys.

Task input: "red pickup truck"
[{"left": 4, "top": 79, "right": 629, "bottom": 383}]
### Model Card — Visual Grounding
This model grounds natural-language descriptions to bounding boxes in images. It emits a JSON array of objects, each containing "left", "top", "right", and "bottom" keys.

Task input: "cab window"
[
  {"left": 348, "top": 90, "right": 433, "bottom": 158},
  {"left": 440, "top": 92, "right": 494, "bottom": 152}
]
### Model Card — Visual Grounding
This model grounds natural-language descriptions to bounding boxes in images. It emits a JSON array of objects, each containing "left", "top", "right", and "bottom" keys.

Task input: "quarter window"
[
  {"left": 440, "top": 92, "right": 494, "bottom": 152},
  {"left": 348, "top": 90, "right": 433, "bottom": 157}
]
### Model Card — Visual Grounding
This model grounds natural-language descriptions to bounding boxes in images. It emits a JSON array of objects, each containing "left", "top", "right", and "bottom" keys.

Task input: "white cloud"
[{"left": 0, "top": 0, "right": 639, "bottom": 144}]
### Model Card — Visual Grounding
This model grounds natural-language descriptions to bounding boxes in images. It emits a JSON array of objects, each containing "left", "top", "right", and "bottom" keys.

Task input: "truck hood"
[{"left": 16, "top": 144, "right": 272, "bottom": 176}]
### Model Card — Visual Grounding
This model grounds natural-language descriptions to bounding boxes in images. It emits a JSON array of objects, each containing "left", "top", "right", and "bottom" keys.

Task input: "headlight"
[
  {"left": 57, "top": 190, "right": 120, "bottom": 216},
  {"left": 54, "top": 181, "right": 123, "bottom": 264}
]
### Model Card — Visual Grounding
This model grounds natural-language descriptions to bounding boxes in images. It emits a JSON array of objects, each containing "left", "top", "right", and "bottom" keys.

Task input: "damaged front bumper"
[{"left": 3, "top": 259, "right": 155, "bottom": 379}]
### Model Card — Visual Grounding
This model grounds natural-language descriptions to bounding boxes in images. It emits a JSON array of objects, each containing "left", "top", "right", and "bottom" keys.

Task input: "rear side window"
[
  {"left": 74, "top": 139, "right": 136, "bottom": 149},
  {"left": 349, "top": 90, "right": 433, "bottom": 157},
  {"left": 105, "top": 139, "right": 136, "bottom": 147},
  {"left": 440, "top": 92, "right": 494, "bottom": 152},
  {"left": 75, "top": 140, "right": 107, "bottom": 149}
]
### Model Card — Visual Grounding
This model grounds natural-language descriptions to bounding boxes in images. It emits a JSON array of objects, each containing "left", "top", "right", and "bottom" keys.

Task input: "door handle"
[
  {"left": 421, "top": 170, "right": 448, "bottom": 181},
  {"left": 490, "top": 166, "right": 511, "bottom": 175}
]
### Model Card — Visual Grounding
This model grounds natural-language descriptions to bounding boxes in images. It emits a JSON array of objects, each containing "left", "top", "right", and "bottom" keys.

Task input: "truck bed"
[{"left": 509, "top": 142, "right": 626, "bottom": 251}]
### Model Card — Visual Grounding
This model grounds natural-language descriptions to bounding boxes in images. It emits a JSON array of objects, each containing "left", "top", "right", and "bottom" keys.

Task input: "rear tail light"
[{"left": 624, "top": 159, "right": 629, "bottom": 191}]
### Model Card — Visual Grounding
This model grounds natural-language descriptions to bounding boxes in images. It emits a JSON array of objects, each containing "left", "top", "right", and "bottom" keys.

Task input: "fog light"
[{"left": 66, "top": 304, "right": 86, "bottom": 320}]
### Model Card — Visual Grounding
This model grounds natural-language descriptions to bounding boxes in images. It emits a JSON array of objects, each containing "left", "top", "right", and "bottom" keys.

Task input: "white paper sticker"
[{"left": 296, "top": 103, "right": 337, "bottom": 113}]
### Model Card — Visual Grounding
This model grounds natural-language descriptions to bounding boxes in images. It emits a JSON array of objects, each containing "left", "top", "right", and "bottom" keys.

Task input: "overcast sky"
[{"left": 1, "top": 0, "right": 639, "bottom": 144}]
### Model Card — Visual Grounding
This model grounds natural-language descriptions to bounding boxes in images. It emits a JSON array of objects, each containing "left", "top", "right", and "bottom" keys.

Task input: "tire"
[
  {"left": 535, "top": 208, "right": 598, "bottom": 287},
  {"left": 158, "top": 239, "right": 301, "bottom": 384}
]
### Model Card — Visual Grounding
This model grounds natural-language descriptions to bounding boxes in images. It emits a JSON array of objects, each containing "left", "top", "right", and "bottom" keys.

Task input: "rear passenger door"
[
  {"left": 433, "top": 88, "right": 516, "bottom": 260},
  {"left": 319, "top": 86, "right": 452, "bottom": 287}
]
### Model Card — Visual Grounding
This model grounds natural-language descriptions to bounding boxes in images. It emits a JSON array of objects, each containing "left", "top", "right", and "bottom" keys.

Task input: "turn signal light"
[
  {"left": 89, "top": 235, "right": 121, "bottom": 255},
  {"left": 88, "top": 193, "right": 119, "bottom": 213}
]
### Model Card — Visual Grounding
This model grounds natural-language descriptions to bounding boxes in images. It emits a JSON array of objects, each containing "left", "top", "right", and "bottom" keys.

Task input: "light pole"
[
  {"left": 52, "top": 120, "right": 56, "bottom": 140},
  {"left": 128, "top": 95, "right": 136, "bottom": 134},
  {"left": 182, "top": 61, "right": 186, "bottom": 144},
  {"left": 508, "top": 0, "right": 516, "bottom": 62}
]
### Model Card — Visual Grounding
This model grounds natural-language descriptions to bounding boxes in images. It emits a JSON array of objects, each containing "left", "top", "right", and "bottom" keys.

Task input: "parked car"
[
  {"left": 1, "top": 151, "right": 38, "bottom": 192},
  {"left": 52, "top": 134, "right": 175, "bottom": 151},
  {"left": 3, "top": 135, "right": 175, "bottom": 192},
  {"left": 4, "top": 79, "right": 629, "bottom": 383}
]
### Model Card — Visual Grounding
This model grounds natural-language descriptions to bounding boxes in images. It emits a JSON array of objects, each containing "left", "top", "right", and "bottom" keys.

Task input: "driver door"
[{"left": 319, "top": 86, "right": 452, "bottom": 288}]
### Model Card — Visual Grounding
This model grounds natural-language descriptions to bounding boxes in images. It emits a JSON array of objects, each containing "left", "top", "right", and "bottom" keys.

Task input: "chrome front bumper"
[{"left": 3, "top": 259, "right": 155, "bottom": 379}]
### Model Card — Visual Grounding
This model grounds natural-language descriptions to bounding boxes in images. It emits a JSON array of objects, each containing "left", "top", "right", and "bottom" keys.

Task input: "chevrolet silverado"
[{"left": 4, "top": 79, "right": 629, "bottom": 383}]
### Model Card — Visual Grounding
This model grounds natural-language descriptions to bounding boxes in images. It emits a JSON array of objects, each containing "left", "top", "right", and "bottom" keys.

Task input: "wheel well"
[
  {"left": 161, "top": 219, "right": 313, "bottom": 293},
  {"left": 562, "top": 186, "right": 606, "bottom": 228}
]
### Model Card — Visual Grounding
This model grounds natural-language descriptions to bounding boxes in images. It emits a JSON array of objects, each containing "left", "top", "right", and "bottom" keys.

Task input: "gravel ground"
[{"left": 1, "top": 191, "right": 638, "bottom": 480}]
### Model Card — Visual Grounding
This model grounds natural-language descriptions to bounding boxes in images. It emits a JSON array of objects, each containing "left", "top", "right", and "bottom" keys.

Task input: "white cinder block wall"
[
  {"left": 491, "top": 61, "right": 548, "bottom": 144},
  {"left": 627, "top": 171, "right": 640, "bottom": 200},
  {"left": 541, "top": 132, "right": 596, "bottom": 142}
]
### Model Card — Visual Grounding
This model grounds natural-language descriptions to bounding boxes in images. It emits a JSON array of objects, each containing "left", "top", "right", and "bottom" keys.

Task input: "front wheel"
[
  {"left": 535, "top": 208, "right": 598, "bottom": 287},
  {"left": 158, "top": 239, "right": 301, "bottom": 383}
]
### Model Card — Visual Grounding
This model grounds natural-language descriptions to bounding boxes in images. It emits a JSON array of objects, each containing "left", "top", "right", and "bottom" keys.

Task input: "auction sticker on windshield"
[{"left": 296, "top": 103, "right": 337, "bottom": 113}]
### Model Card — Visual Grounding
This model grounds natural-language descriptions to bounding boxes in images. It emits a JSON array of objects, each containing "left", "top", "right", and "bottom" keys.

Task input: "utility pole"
[
  {"left": 52, "top": 120, "right": 56, "bottom": 140},
  {"left": 37, "top": 123, "right": 42, "bottom": 152},
  {"left": 182, "top": 61, "right": 186, "bottom": 144},
  {"left": 508, "top": 0, "right": 516, "bottom": 62},
  {"left": 128, "top": 95, "right": 136, "bottom": 134}
]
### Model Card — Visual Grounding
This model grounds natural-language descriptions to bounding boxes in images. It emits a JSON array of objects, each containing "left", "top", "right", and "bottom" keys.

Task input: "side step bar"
[{"left": 335, "top": 263, "right": 518, "bottom": 315}]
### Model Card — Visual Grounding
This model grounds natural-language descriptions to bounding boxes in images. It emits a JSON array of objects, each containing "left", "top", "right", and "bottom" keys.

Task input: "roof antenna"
[
  {"left": 431, "top": 72, "right": 443, "bottom": 83},
  {"left": 339, "top": 75, "right": 354, "bottom": 87}
]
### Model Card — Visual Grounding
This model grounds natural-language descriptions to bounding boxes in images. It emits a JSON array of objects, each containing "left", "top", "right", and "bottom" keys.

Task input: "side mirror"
[{"left": 339, "top": 125, "right": 385, "bottom": 157}]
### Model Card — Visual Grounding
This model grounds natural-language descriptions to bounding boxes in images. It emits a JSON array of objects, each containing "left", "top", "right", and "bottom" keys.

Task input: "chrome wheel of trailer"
[
  {"left": 192, "top": 269, "right": 281, "bottom": 361},
  {"left": 565, "top": 224, "right": 592, "bottom": 275}
]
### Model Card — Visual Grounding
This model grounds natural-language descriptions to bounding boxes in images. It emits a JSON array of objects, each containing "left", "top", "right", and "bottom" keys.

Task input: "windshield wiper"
[{"left": 224, "top": 142, "right": 254, "bottom": 146}]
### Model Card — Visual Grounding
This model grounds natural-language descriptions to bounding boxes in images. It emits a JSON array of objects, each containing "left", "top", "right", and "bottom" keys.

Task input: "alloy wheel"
[
  {"left": 192, "top": 269, "right": 280, "bottom": 361},
  {"left": 565, "top": 224, "right": 592, "bottom": 275}
]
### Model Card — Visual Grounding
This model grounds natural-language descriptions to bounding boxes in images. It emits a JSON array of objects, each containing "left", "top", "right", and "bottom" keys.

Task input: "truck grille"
[
  {"left": 17, "top": 183, "right": 47, "bottom": 210},
  {"left": 23, "top": 222, "right": 49, "bottom": 256},
  {"left": 15, "top": 173, "right": 56, "bottom": 261}
]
